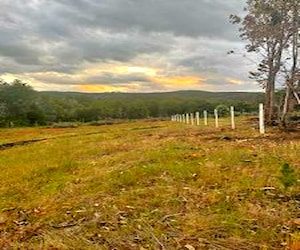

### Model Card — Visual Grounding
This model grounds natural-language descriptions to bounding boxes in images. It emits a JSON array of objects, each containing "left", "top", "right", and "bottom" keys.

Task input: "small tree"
[
  {"left": 0, "top": 79, "right": 38, "bottom": 126},
  {"left": 278, "top": 163, "right": 297, "bottom": 191},
  {"left": 216, "top": 104, "right": 229, "bottom": 117}
]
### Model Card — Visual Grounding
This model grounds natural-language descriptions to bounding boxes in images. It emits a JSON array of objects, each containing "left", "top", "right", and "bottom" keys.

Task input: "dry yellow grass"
[{"left": 0, "top": 118, "right": 299, "bottom": 249}]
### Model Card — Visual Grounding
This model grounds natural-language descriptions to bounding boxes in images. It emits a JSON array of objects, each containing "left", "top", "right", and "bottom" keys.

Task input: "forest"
[{"left": 0, "top": 79, "right": 263, "bottom": 127}]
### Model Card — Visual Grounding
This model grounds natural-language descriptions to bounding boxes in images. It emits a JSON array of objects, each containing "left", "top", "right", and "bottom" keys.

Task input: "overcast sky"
[{"left": 0, "top": 0, "right": 260, "bottom": 93}]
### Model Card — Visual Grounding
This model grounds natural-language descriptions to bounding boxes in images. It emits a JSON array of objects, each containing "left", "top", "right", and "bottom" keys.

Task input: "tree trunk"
[
  {"left": 281, "top": 86, "right": 292, "bottom": 127},
  {"left": 281, "top": 4, "right": 299, "bottom": 126},
  {"left": 265, "top": 67, "right": 276, "bottom": 124}
]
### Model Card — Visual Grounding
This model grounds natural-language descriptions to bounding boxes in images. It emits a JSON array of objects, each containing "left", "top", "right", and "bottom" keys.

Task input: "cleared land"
[{"left": 0, "top": 119, "right": 300, "bottom": 249}]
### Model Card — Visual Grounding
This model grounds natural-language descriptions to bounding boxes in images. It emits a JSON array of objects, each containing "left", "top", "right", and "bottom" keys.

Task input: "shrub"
[{"left": 278, "top": 163, "right": 297, "bottom": 190}]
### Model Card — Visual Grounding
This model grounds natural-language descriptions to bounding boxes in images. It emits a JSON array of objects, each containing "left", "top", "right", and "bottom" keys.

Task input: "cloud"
[
  {"left": 0, "top": 0, "right": 258, "bottom": 92},
  {"left": 45, "top": 0, "right": 244, "bottom": 39}
]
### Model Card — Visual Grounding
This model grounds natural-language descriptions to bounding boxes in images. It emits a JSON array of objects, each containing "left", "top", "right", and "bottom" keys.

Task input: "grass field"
[{"left": 0, "top": 118, "right": 300, "bottom": 249}]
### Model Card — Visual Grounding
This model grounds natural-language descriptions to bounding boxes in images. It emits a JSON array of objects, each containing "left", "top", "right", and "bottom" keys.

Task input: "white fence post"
[
  {"left": 230, "top": 106, "right": 235, "bottom": 130},
  {"left": 204, "top": 110, "right": 208, "bottom": 126},
  {"left": 182, "top": 114, "right": 185, "bottom": 123},
  {"left": 191, "top": 113, "right": 194, "bottom": 125},
  {"left": 259, "top": 103, "right": 265, "bottom": 134},
  {"left": 196, "top": 112, "right": 200, "bottom": 126},
  {"left": 214, "top": 109, "right": 219, "bottom": 128},
  {"left": 186, "top": 113, "right": 190, "bottom": 124}
]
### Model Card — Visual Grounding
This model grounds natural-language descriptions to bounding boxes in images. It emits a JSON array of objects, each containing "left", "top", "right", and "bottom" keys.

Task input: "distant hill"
[{"left": 41, "top": 90, "right": 264, "bottom": 103}]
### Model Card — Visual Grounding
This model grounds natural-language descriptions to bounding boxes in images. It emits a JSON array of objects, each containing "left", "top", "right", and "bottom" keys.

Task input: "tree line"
[{"left": 0, "top": 79, "right": 261, "bottom": 127}]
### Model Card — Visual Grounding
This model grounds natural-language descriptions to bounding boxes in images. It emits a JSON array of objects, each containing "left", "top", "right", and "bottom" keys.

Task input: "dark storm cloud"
[
  {"left": 0, "top": 44, "right": 41, "bottom": 65},
  {"left": 32, "top": 72, "right": 151, "bottom": 85},
  {"left": 49, "top": 0, "right": 244, "bottom": 39},
  {"left": 1, "top": 0, "right": 178, "bottom": 73},
  {"left": 0, "top": 0, "right": 252, "bottom": 91},
  {"left": 58, "top": 31, "right": 174, "bottom": 63}
]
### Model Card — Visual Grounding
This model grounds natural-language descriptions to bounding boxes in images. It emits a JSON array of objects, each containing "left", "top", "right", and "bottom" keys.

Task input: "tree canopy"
[{"left": 231, "top": 0, "right": 300, "bottom": 126}]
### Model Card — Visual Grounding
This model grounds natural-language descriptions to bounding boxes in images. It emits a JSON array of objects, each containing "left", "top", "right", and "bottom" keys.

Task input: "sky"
[{"left": 0, "top": 0, "right": 260, "bottom": 93}]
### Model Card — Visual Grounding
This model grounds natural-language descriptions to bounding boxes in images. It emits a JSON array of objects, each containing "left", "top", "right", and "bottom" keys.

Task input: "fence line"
[{"left": 171, "top": 104, "right": 265, "bottom": 134}]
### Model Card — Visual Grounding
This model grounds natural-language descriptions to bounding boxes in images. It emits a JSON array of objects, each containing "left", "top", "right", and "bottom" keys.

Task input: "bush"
[{"left": 278, "top": 163, "right": 297, "bottom": 190}]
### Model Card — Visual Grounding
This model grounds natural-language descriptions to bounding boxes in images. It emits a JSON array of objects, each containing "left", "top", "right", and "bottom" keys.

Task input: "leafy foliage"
[
  {"left": 278, "top": 163, "right": 298, "bottom": 190},
  {"left": 230, "top": 0, "right": 300, "bottom": 124},
  {"left": 0, "top": 79, "right": 41, "bottom": 126}
]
